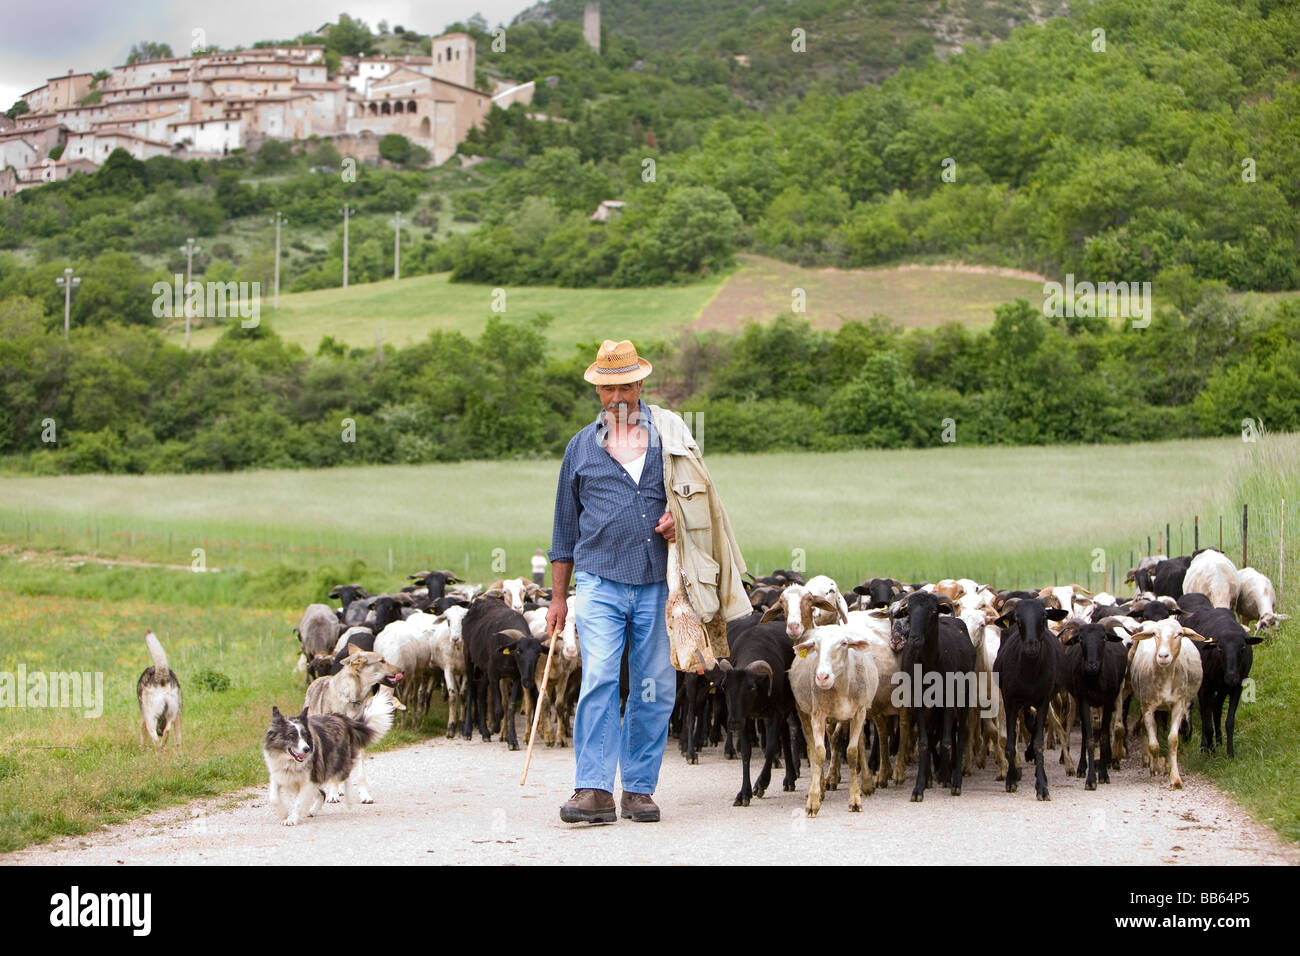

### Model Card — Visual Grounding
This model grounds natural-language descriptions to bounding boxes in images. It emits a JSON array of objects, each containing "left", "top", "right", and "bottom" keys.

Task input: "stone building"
[
  {"left": 584, "top": 3, "right": 601, "bottom": 53},
  {"left": 3, "top": 28, "right": 517, "bottom": 189}
]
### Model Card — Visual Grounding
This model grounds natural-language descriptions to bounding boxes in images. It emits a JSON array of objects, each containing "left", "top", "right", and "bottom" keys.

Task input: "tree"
[
  {"left": 378, "top": 134, "right": 412, "bottom": 165},
  {"left": 5, "top": 100, "right": 29, "bottom": 119},
  {"left": 125, "top": 41, "right": 175, "bottom": 65},
  {"left": 323, "top": 17, "right": 377, "bottom": 57},
  {"left": 256, "top": 138, "right": 294, "bottom": 169},
  {"left": 93, "top": 149, "right": 148, "bottom": 196},
  {"left": 828, "top": 352, "right": 921, "bottom": 448},
  {"left": 407, "top": 144, "right": 431, "bottom": 167},
  {"left": 649, "top": 186, "right": 742, "bottom": 276},
  {"left": 306, "top": 141, "right": 342, "bottom": 169}
]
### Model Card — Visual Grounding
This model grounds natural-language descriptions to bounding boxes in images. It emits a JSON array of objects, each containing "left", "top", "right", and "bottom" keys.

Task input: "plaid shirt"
[{"left": 548, "top": 399, "right": 668, "bottom": 586}]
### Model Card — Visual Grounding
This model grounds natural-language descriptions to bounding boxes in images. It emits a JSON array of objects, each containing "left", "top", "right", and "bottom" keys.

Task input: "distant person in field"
[
  {"left": 547, "top": 339, "right": 747, "bottom": 824},
  {"left": 531, "top": 549, "right": 547, "bottom": 587}
]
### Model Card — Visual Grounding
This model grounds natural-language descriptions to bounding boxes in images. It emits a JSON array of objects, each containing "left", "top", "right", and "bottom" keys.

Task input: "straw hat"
[{"left": 584, "top": 339, "right": 652, "bottom": 385}]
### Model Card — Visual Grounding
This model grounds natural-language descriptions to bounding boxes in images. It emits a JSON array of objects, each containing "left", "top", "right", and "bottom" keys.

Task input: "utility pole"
[
  {"left": 271, "top": 211, "right": 286, "bottom": 309},
  {"left": 340, "top": 204, "right": 352, "bottom": 289},
  {"left": 180, "top": 237, "right": 200, "bottom": 348},
  {"left": 55, "top": 267, "right": 80, "bottom": 339},
  {"left": 392, "top": 210, "right": 401, "bottom": 281}
]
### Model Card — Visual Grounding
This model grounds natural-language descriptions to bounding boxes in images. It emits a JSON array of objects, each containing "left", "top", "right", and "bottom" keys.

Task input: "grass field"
[
  {"left": 694, "top": 256, "right": 1050, "bottom": 331},
  {"left": 178, "top": 253, "right": 1300, "bottom": 355},
  {"left": 182, "top": 268, "right": 730, "bottom": 353},
  {"left": 178, "top": 253, "right": 1048, "bottom": 355},
  {"left": 0, "top": 588, "right": 448, "bottom": 852},
  {"left": 0, "top": 435, "right": 1277, "bottom": 589},
  {"left": 2, "top": 433, "right": 1297, "bottom": 850}
]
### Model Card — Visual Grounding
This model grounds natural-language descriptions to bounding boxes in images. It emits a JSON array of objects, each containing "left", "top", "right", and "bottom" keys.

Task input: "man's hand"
[
  {"left": 547, "top": 561, "right": 572, "bottom": 636},
  {"left": 546, "top": 594, "right": 567, "bottom": 637},
  {"left": 655, "top": 510, "right": 675, "bottom": 543}
]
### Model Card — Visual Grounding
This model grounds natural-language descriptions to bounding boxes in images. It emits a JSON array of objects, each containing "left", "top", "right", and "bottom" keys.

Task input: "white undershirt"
[{"left": 620, "top": 452, "right": 647, "bottom": 485}]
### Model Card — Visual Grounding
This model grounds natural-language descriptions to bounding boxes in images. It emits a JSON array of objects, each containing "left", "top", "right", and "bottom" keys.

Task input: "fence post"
[
  {"left": 1194, "top": 515, "right": 1198, "bottom": 551},
  {"left": 1219, "top": 514, "right": 1223, "bottom": 550},
  {"left": 1280, "top": 497, "right": 1287, "bottom": 596},
  {"left": 1242, "top": 504, "right": 1248, "bottom": 568},
  {"left": 1147, "top": 535, "right": 1152, "bottom": 558},
  {"left": 1166, "top": 523, "right": 1171, "bottom": 557}
]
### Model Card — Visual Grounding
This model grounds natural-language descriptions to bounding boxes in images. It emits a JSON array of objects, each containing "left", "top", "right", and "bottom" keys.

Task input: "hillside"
[
  {"left": 519, "top": 0, "right": 1072, "bottom": 99},
  {"left": 182, "top": 254, "right": 1050, "bottom": 352}
]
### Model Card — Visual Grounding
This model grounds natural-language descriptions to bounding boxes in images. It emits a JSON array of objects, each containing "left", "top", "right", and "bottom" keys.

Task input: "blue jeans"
[{"left": 572, "top": 570, "right": 676, "bottom": 794}]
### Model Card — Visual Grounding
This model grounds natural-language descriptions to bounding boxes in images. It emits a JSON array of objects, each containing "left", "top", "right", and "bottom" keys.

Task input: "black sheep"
[
  {"left": 717, "top": 621, "right": 797, "bottom": 806},
  {"left": 994, "top": 598, "right": 1068, "bottom": 800},
  {"left": 1058, "top": 618, "right": 1129, "bottom": 789},
  {"left": 1183, "top": 607, "right": 1262, "bottom": 757},
  {"left": 461, "top": 597, "right": 547, "bottom": 750},
  {"left": 902, "top": 591, "right": 975, "bottom": 801}
]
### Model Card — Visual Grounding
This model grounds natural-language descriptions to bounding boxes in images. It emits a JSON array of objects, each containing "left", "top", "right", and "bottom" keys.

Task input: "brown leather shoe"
[
  {"left": 560, "top": 788, "right": 616, "bottom": 823},
  {"left": 620, "top": 790, "right": 660, "bottom": 822}
]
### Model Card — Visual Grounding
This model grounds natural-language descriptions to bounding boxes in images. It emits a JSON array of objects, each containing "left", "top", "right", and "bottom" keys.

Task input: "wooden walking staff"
[{"left": 520, "top": 624, "right": 559, "bottom": 786}]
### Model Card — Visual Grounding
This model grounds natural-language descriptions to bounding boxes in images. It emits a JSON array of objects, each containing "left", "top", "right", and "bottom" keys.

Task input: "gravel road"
[{"left": 5, "top": 732, "right": 1297, "bottom": 866}]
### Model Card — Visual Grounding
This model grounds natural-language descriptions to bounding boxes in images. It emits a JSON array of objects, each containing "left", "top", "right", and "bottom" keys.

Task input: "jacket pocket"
[
  {"left": 672, "top": 479, "right": 711, "bottom": 530},
  {"left": 685, "top": 549, "right": 721, "bottom": 619}
]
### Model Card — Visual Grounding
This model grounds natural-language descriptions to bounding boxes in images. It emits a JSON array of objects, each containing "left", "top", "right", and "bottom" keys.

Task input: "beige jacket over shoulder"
[{"left": 649, "top": 403, "right": 750, "bottom": 660}]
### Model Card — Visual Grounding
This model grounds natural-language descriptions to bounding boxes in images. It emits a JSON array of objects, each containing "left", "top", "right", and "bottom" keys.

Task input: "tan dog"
[
  {"left": 137, "top": 630, "right": 182, "bottom": 750},
  {"left": 304, "top": 646, "right": 403, "bottom": 803}
]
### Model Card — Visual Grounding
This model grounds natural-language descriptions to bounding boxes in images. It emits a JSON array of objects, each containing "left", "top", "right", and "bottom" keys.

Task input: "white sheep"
[
  {"left": 533, "top": 593, "right": 583, "bottom": 748},
  {"left": 789, "top": 624, "right": 880, "bottom": 816},
  {"left": 1128, "top": 618, "right": 1205, "bottom": 789},
  {"left": 430, "top": 606, "right": 469, "bottom": 738},
  {"left": 374, "top": 612, "right": 439, "bottom": 715},
  {"left": 803, "top": 575, "right": 851, "bottom": 624},
  {"left": 1183, "top": 549, "right": 1239, "bottom": 609},
  {"left": 1234, "top": 567, "right": 1288, "bottom": 632},
  {"left": 761, "top": 584, "right": 845, "bottom": 641},
  {"left": 485, "top": 577, "right": 543, "bottom": 612}
]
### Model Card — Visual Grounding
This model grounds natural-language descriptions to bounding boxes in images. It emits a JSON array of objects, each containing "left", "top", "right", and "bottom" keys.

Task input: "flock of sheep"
[{"left": 291, "top": 550, "right": 1285, "bottom": 817}]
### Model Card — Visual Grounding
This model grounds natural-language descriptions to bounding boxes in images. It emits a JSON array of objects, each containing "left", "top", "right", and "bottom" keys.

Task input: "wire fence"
[
  {"left": 2, "top": 498, "right": 1295, "bottom": 603},
  {"left": 0, "top": 510, "right": 528, "bottom": 582},
  {"left": 1022, "top": 499, "right": 1291, "bottom": 599}
]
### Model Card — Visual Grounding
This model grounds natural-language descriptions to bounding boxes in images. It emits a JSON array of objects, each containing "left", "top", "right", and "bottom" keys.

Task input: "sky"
[{"left": 0, "top": 0, "right": 540, "bottom": 111}]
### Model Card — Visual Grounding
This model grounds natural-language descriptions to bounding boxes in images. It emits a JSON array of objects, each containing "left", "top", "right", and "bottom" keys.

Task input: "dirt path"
[
  {"left": 0, "top": 545, "right": 219, "bottom": 573},
  {"left": 4, "top": 734, "right": 1297, "bottom": 866}
]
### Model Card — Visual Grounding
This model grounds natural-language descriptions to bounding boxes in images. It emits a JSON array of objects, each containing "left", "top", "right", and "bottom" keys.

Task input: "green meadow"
[
  {"left": 0, "top": 435, "right": 1283, "bottom": 589},
  {"left": 179, "top": 254, "right": 1062, "bottom": 354},
  {"left": 182, "top": 268, "right": 729, "bottom": 353}
]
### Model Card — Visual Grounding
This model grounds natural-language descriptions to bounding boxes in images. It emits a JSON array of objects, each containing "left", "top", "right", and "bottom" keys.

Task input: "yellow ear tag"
[
  {"left": 798, "top": 648, "right": 809, "bottom": 658},
  {"left": 502, "top": 648, "right": 511, "bottom": 655}
]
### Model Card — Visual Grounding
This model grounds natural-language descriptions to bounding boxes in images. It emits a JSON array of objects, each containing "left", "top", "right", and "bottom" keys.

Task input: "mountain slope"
[{"left": 516, "top": 0, "right": 1073, "bottom": 98}]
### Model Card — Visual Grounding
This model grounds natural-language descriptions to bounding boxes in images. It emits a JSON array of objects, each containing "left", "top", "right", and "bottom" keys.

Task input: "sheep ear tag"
[
  {"left": 798, "top": 648, "right": 809, "bottom": 658},
  {"left": 502, "top": 647, "right": 511, "bottom": 655}
]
